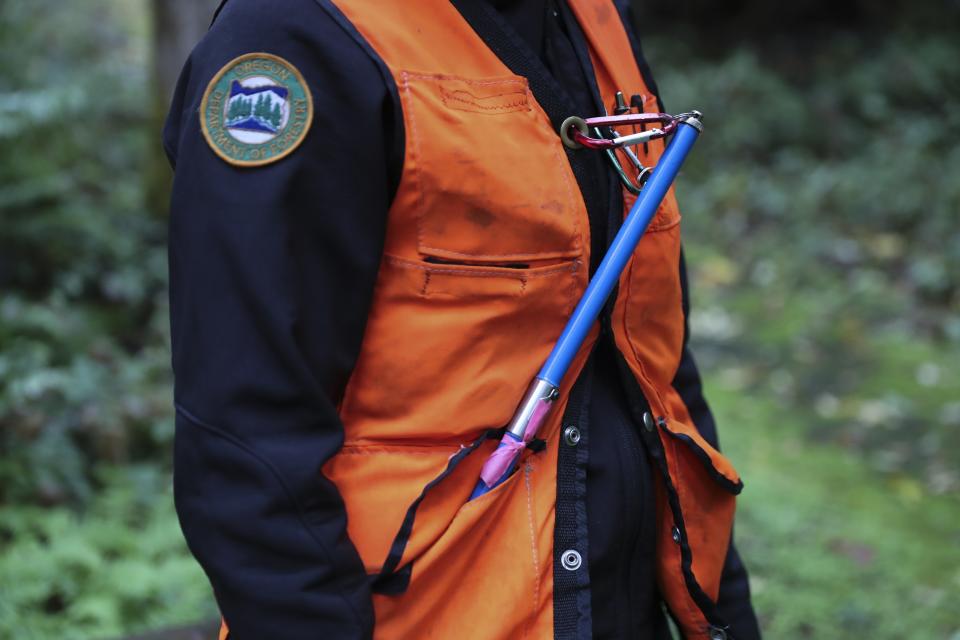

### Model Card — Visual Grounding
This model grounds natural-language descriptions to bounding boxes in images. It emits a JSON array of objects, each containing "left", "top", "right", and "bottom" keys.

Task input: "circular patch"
[{"left": 200, "top": 53, "right": 314, "bottom": 167}]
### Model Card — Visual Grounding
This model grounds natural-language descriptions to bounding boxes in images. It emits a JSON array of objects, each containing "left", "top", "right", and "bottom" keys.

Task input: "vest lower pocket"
[
  {"left": 325, "top": 427, "right": 539, "bottom": 575},
  {"left": 370, "top": 443, "right": 554, "bottom": 639},
  {"left": 325, "top": 429, "right": 553, "bottom": 638}
]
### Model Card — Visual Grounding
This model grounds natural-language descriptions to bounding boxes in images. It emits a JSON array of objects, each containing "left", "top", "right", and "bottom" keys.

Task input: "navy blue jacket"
[{"left": 164, "top": 1, "right": 760, "bottom": 638}]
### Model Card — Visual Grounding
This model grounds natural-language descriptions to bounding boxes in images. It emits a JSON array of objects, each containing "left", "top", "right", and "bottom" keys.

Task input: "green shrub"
[
  {"left": 0, "top": 466, "right": 216, "bottom": 639},
  {"left": 0, "top": 0, "right": 173, "bottom": 509}
]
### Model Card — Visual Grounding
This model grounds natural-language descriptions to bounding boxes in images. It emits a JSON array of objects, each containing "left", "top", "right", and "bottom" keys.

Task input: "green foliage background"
[
  {"left": 0, "top": 1, "right": 957, "bottom": 638},
  {"left": 0, "top": 2, "right": 211, "bottom": 638}
]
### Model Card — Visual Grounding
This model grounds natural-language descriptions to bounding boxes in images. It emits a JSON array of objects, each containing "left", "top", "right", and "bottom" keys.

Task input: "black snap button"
[
  {"left": 563, "top": 425, "right": 581, "bottom": 446},
  {"left": 709, "top": 626, "right": 728, "bottom": 640},
  {"left": 642, "top": 412, "right": 655, "bottom": 432}
]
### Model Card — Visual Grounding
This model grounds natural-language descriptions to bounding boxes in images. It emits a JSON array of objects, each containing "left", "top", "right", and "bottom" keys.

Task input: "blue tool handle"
[{"left": 537, "top": 119, "right": 701, "bottom": 387}]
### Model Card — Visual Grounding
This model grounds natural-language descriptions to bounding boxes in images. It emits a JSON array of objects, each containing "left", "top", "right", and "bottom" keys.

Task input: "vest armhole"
[{"left": 312, "top": 0, "right": 406, "bottom": 204}]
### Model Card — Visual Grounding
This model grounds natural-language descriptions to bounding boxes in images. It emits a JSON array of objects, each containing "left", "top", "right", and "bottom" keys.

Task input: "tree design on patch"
[{"left": 224, "top": 80, "right": 289, "bottom": 139}]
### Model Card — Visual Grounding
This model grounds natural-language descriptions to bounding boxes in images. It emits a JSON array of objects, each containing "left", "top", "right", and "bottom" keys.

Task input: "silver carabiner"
[{"left": 597, "top": 127, "right": 651, "bottom": 195}]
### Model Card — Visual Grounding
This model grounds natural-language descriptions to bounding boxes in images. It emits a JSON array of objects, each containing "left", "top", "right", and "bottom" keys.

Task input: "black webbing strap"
[{"left": 552, "top": 355, "right": 595, "bottom": 638}]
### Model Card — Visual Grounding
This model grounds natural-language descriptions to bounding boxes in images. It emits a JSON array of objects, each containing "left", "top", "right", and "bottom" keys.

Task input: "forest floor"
[{"left": 710, "top": 384, "right": 959, "bottom": 638}]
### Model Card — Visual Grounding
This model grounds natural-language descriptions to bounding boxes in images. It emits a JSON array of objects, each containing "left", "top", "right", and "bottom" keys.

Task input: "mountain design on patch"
[{"left": 225, "top": 81, "right": 289, "bottom": 133}]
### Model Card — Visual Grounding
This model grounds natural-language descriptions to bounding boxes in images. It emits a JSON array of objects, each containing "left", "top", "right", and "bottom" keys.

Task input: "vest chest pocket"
[{"left": 400, "top": 72, "right": 585, "bottom": 263}]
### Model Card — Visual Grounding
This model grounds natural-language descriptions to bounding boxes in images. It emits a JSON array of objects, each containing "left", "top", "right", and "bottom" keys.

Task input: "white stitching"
[{"left": 524, "top": 463, "right": 540, "bottom": 636}]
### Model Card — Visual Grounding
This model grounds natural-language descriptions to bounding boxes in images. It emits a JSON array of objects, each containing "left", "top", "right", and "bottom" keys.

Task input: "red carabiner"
[{"left": 560, "top": 112, "right": 681, "bottom": 150}]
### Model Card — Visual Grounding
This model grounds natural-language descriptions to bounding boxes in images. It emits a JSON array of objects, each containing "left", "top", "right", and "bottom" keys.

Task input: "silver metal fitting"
[
  {"left": 506, "top": 378, "right": 560, "bottom": 440},
  {"left": 560, "top": 549, "right": 582, "bottom": 571},
  {"left": 612, "top": 128, "right": 665, "bottom": 147},
  {"left": 681, "top": 111, "right": 704, "bottom": 132}
]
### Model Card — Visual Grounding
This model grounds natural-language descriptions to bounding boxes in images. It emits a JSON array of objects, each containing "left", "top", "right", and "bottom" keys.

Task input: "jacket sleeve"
[
  {"left": 674, "top": 251, "right": 762, "bottom": 640},
  {"left": 163, "top": 1, "right": 401, "bottom": 637}
]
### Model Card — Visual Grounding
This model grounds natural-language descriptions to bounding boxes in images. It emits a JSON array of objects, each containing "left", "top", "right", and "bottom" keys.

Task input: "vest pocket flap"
[{"left": 659, "top": 418, "right": 743, "bottom": 495}]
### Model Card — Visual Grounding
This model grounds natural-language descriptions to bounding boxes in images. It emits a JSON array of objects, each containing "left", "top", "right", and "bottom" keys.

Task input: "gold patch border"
[{"left": 199, "top": 52, "right": 315, "bottom": 168}]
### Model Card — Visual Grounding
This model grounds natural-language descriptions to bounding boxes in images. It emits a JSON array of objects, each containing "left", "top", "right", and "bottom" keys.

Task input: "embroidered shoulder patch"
[{"left": 200, "top": 53, "right": 313, "bottom": 167}]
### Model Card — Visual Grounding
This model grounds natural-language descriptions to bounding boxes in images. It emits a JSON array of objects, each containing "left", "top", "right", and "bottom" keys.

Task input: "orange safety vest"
[{"left": 220, "top": 1, "right": 742, "bottom": 638}]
